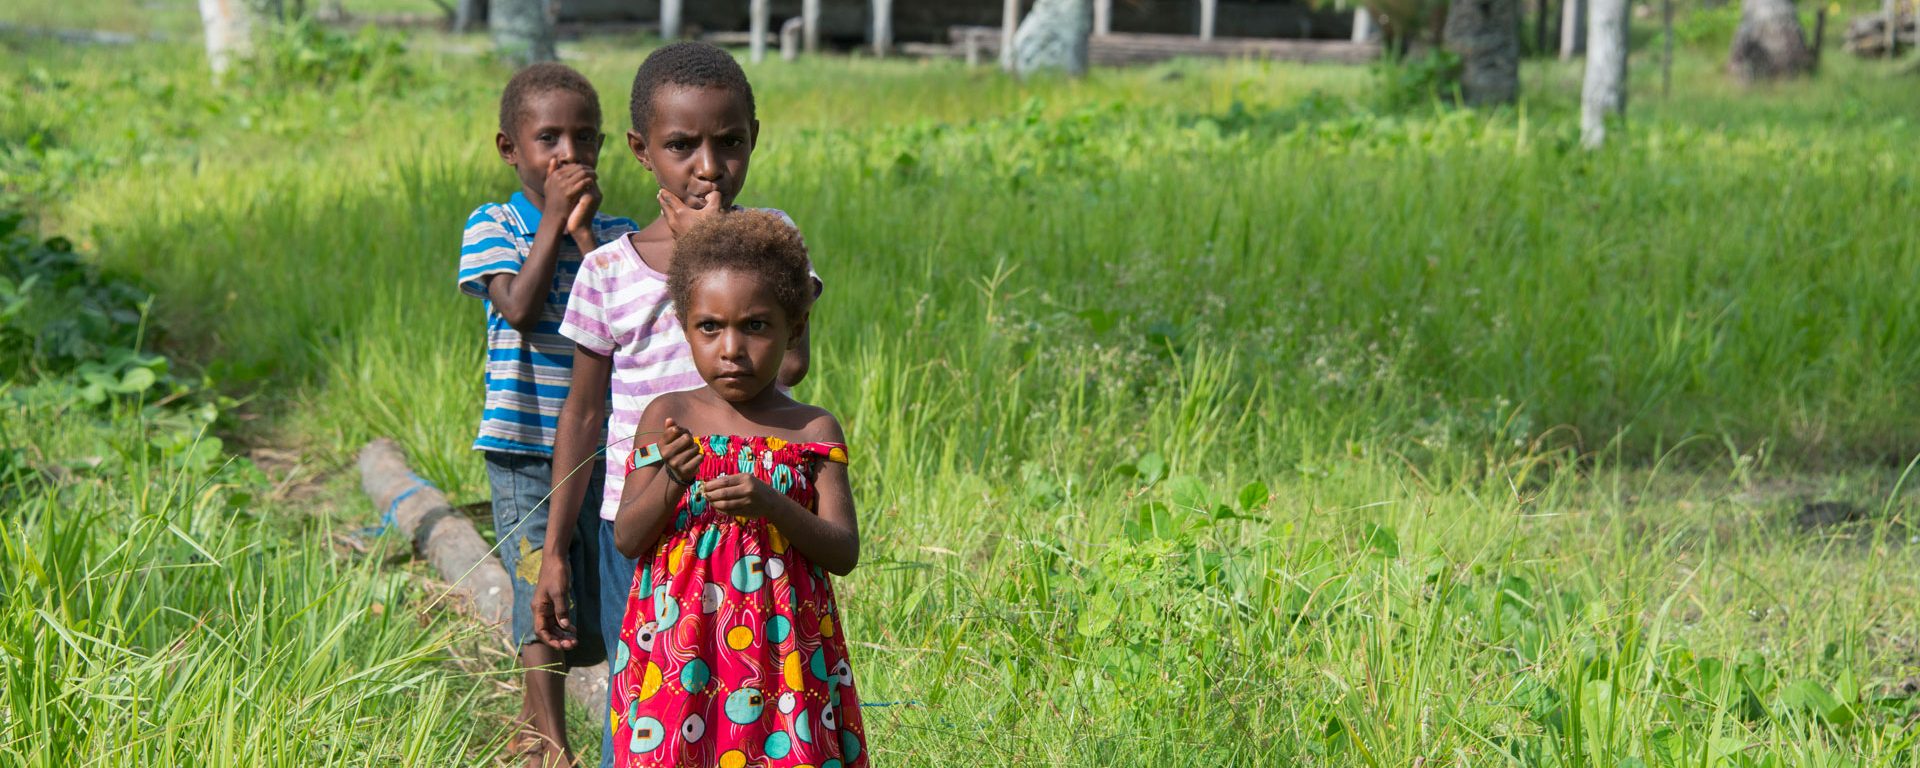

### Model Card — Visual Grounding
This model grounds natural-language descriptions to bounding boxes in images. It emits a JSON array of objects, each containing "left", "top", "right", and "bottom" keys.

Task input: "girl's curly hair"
[{"left": 668, "top": 210, "right": 812, "bottom": 323}]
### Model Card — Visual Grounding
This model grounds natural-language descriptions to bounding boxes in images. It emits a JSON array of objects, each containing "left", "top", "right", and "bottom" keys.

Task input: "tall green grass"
[
  {"left": 0, "top": 394, "right": 508, "bottom": 765},
  {"left": 4, "top": 31, "right": 1917, "bottom": 765}
]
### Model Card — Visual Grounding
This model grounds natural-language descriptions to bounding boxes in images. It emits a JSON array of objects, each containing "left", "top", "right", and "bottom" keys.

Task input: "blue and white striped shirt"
[{"left": 458, "top": 192, "right": 638, "bottom": 456}]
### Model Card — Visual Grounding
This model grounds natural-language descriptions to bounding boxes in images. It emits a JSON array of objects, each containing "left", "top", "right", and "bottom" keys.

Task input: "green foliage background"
[{"left": 2, "top": 11, "right": 1917, "bottom": 766}]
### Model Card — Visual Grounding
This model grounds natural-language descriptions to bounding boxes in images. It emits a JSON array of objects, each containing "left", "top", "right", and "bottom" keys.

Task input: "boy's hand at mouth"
[
  {"left": 542, "top": 157, "right": 601, "bottom": 238},
  {"left": 658, "top": 188, "right": 728, "bottom": 237}
]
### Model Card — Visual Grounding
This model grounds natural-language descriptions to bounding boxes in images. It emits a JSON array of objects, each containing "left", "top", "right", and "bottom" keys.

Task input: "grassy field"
[{"left": 4, "top": 12, "right": 1919, "bottom": 767}]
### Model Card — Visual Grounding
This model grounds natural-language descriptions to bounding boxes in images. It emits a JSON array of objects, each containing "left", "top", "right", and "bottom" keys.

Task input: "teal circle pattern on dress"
[
  {"left": 765, "top": 614, "right": 791, "bottom": 644},
  {"left": 612, "top": 638, "right": 630, "bottom": 674},
  {"left": 736, "top": 445, "right": 755, "bottom": 474},
  {"left": 653, "top": 585, "right": 680, "bottom": 629},
  {"left": 771, "top": 464, "right": 793, "bottom": 494},
  {"left": 823, "top": 759, "right": 842, "bottom": 768},
  {"left": 731, "top": 555, "right": 766, "bottom": 593},
  {"left": 724, "top": 687, "right": 765, "bottom": 724},
  {"left": 809, "top": 647, "right": 828, "bottom": 681},
  {"left": 841, "top": 731, "right": 861, "bottom": 763},
  {"left": 709, "top": 435, "right": 729, "bottom": 455},
  {"left": 628, "top": 715, "right": 664, "bottom": 753},
  {"left": 764, "top": 730, "right": 792, "bottom": 759},
  {"left": 795, "top": 710, "right": 812, "bottom": 744},
  {"left": 696, "top": 526, "right": 721, "bottom": 558},
  {"left": 680, "top": 658, "right": 710, "bottom": 693},
  {"left": 688, "top": 480, "right": 708, "bottom": 515}
]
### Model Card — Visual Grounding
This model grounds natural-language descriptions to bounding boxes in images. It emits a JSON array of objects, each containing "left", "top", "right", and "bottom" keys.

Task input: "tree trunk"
[
  {"left": 1013, "top": 0, "right": 1090, "bottom": 77},
  {"left": 1535, "top": 0, "right": 1552, "bottom": 54},
  {"left": 1581, "top": 0, "right": 1628, "bottom": 147},
  {"left": 1444, "top": 0, "right": 1520, "bottom": 105},
  {"left": 1559, "top": 0, "right": 1585, "bottom": 58},
  {"left": 198, "top": 0, "right": 281, "bottom": 75},
  {"left": 1729, "top": 0, "right": 1814, "bottom": 80},
  {"left": 452, "top": 0, "right": 485, "bottom": 33},
  {"left": 489, "top": 0, "right": 553, "bottom": 64},
  {"left": 1354, "top": 7, "right": 1381, "bottom": 42},
  {"left": 1001, "top": 0, "right": 1020, "bottom": 71},
  {"left": 661, "top": 0, "right": 683, "bottom": 39},
  {"left": 871, "top": 0, "right": 893, "bottom": 56}
]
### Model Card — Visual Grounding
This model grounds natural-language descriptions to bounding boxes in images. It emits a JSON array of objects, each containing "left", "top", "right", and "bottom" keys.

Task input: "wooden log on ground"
[
  {"left": 951, "top": 25, "right": 1381, "bottom": 64},
  {"left": 358, "top": 439, "right": 608, "bottom": 707}
]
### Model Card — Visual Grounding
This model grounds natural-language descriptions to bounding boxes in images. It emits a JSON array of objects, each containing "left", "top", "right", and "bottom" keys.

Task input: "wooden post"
[
  {"left": 1094, "top": 0, "right": 1112, "bottom": 35},
  {"left": 872, "top": 0, "right": 892, "bottom": 56},
  {"left": 1199, "top": 0, "right": 1217, "bottom": 41},
  {"left": 964, "top": 28, "right": 984, "bottom": 66},
  {"left": 661, "top": 0, "right": 682, "bottom": 39},
  {"left": 781, "top": 16, "right": 803, "bottom": 61},
  {"left": 803, "top": 0, "right": 820, "bottom": 53},
  {"left": 1002, "top": 0, "right": 1020, "bottom": 71},
  {"left": 750, "top": 0, "right": 769, "bottom": 63}
]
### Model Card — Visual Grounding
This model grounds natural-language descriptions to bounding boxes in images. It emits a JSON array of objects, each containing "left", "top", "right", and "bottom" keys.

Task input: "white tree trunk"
[
  {"left": 803, "top": 0, "right": 820, "bottom": 52},
  {"left": 199, "top": 0, "right": 279, "bottom": 75},
  {"left": 1002, "top": 0, "right": 1021, "bottom": 71},
  {"left": 1729, "top": 0, "right": 1813, "bottom": 80},
  {"left": 1581, "top": 0, "right": 1628, "bottom": 148},
  {"left": 661, "top": 0, "right": 682, "bottom": 39},
  {"left": 1094, "top": 0, "right": 1112, "bottom": 35},
  {"left": 1353, "top": 7, "right": 1380, "bottom": 42},
  {"left": 490, "top": 0, "right": 553, "bottom": 64},
  {"left": 872, "top": 0, "right": 893, "bottom": 56},
  {"left": 1199, "top": 0, "right": 1217, "bottom": 40},
  {"left": 750, "top": 0, "right": 769, "bottom": 62},
  {"left": 1559, "top": 0, "right": 1585, "bottom": 58},
  {"left": 1013, "top": 0, "right": 1091, "bottom": 77}
]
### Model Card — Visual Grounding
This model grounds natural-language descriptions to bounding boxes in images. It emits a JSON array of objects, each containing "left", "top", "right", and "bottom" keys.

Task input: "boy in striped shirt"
[{"left": 457, "top": 62, "right": 638, "bottom": 768}]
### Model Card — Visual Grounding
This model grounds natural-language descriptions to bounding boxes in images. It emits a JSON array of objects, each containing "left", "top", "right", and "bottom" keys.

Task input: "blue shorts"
[{"left": 483, "top": 451, "right": 609, "bottom": 667}]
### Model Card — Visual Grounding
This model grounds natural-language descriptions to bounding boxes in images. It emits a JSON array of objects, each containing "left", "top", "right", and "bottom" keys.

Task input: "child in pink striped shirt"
[{"left": 532, "top": 42, "right": 818, "bottom": 768}]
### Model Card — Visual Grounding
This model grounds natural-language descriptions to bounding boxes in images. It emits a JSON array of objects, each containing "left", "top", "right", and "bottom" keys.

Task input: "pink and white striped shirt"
[{"left": 559, "top": 209, "right": 809, "bottom": 521}]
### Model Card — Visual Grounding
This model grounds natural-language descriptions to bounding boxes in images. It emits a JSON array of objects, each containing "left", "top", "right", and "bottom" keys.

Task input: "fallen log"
[
  {"left": 948, "top": 25, "right": 1380, "bottom": 65},
  {"left": 358, "top": 438, "right": 608, "bottom": 707}
]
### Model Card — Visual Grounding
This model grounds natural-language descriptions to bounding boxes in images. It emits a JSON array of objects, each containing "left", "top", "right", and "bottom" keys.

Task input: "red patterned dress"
[{"left": 610, "top": 435, "right": 867, "bottom": 768}]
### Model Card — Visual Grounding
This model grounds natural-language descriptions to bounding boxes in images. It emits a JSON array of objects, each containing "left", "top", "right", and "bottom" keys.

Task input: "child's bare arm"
[
  {"left": 614, "top": 398, "right": 700, "bottom": 559},
  {"left": 488, "top": 161, "right": 599, "bottom": 333},
  {"left": 531, "top": 345, "right": 611, "bottom": 649},
  {"left": 702, "top": 415, "right": 858, "bottom": 575}
]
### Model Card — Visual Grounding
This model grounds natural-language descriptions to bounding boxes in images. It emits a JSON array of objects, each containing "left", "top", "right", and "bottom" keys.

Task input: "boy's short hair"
[
  {"left": 499, "top": 62, "right": 601, "bottom": 136},
  {"left": 669, "top": 211, "right": 811, "bottom": 323},
  {"left": 629, "top": 42, "right": 756, "bottom": 134}
]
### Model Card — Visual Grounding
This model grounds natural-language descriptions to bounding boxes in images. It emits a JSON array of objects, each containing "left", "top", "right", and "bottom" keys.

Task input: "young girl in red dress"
[{"left": 608, "top": 210, "right": 866, "bottom": 768}]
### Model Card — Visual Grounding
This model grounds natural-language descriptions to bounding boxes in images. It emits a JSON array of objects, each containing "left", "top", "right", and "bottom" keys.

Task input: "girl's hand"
[
  {"left": 658, "top": 188, "right": 727, "bottom": 237},
  {"left": 659, "top": 418, "right": 701, "bottom": 486},
  {"left": 701, "top": 473, "right": 782, "bottom": 517}
]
